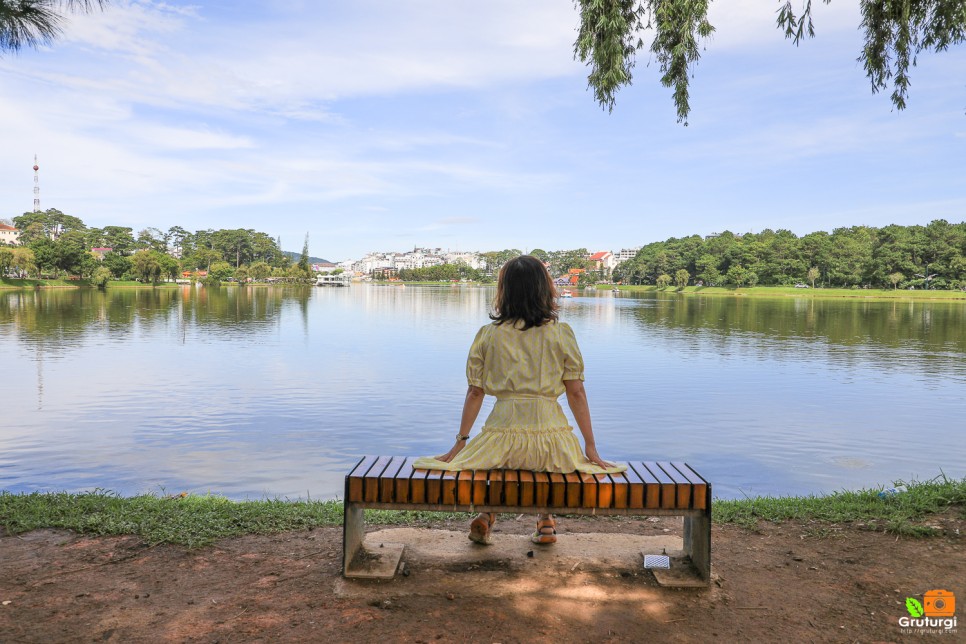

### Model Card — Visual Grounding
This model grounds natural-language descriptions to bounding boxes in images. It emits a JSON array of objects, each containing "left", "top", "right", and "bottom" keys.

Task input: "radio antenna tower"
[{"left": 33, "top": 155, "right": 41, "bottom": 212}]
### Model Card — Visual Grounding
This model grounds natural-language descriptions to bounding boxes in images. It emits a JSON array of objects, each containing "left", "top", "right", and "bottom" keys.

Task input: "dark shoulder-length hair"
[{"left": 490, "top": 255, "right": 558, "bottom": 329}]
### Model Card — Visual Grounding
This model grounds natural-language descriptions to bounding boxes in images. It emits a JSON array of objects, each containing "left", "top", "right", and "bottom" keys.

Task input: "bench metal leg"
[
  {"left": 683, "top": 511, "right": 711, "bottom": 582},
  {"left": 343, "top": 502, "right": 364, "bottom": 576}
]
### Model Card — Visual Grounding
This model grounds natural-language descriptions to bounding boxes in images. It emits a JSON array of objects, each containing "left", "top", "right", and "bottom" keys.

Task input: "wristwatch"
[{"left": 455, "top": 433, "right": 470, "bottom": 441}]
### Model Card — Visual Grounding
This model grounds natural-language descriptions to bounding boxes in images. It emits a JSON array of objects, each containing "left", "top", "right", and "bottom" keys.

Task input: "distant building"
[
  {"left": 90, "top": 247, "right": 113, "bottom": 260},
  {"left": 588, "top": 251, "right": 616, "bottom": 274},
  {"left": 0, "top": 222, "right": 21, "bottom": 245},
  {"left": 312, "top": 262, "right": 339, "bottom": 273},
  {"left": 614, "top": 247, "right": 640, "bottom": 265}
]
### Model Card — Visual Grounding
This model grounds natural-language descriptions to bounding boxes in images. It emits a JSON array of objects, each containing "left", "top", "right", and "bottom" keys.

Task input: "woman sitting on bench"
[{"left": 413, "top": 255, "right": 625, "bottom": 545}]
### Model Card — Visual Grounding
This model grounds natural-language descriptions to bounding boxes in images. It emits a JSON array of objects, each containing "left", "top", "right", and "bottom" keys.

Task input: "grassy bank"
[
  {"left": 2, "top": 476, "right": 962, "bottom": 547},
  {"left": 612, "top": 284, "right": 966, "bottom": 300},
  {"left": 0, "top": 277, "right": 87, "bottom": 289}
]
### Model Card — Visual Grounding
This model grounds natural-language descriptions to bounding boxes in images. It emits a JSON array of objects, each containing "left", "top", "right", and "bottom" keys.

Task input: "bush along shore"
[{"left": 1, "top": 476, "right": 963, "bottom": 548}]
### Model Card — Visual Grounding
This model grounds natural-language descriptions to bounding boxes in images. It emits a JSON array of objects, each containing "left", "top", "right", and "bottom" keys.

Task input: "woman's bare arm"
[
  {"left": 564, "top": 379, "right": 616, "bottom": 468},
  {"left": 436, "top": 385, "right": 485, "bottom": 462}
]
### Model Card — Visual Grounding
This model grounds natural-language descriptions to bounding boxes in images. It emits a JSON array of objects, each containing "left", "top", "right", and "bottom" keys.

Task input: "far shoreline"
[{"left": 4, "top": 278, "right": 966, "bottom": 301}]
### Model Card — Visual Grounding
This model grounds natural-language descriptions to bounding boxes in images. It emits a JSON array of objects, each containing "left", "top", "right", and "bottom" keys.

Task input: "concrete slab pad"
[{"left": 334, "top": 528, "right": 685, "bottom": 599}]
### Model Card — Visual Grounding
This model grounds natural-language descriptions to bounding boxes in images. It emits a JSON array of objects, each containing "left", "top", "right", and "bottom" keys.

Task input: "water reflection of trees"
[
  {"left": 1, "top": 286, "right": 314, "bottom": 346},
  {"left": 614, "top": 293, "right": 966, "bottom": 376},
  {"left": 568, "top": 293, "right": 966, "bottom": 378},
  {"left": 628, "top": 294, "right": 964, "bottom": 349}
]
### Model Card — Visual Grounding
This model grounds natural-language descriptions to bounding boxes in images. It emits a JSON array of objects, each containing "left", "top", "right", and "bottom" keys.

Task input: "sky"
[{"left": 1, "top": 1, "right": 964, "bottom": 262}]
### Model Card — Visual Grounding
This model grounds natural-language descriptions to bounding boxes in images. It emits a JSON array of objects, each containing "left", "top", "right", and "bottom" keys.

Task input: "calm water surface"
[{"left": 2, "top": 285, "right": 964, "bottom": 500}]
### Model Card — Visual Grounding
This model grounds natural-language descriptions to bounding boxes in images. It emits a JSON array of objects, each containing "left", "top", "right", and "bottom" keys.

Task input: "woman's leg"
[
  {"left": 532, "top": 513, "right": 557, "bottom": 544},
  {"left": 469, "top": 513, "right": 496, "bottom": 545}
]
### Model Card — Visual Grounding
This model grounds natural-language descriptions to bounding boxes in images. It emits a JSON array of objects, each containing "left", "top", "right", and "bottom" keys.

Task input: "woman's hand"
[
  {"left": 584, "top": 444, "right": 616, "bottom": 469},
  {"left": 435, "top": 441, "right": 466, "bottom": 463}
]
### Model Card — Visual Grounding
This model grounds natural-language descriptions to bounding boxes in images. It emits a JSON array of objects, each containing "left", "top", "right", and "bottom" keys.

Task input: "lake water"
[{"left": 2, "top": 285, "right": 964, "bottom": 501}]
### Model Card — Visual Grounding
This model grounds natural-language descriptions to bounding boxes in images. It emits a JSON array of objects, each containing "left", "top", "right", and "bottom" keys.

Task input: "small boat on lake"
[{"left": 560, "top": 289, "right": 573, "bottom": 298}]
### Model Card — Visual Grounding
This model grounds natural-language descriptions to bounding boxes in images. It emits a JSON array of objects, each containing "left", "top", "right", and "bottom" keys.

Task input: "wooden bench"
[{"left": 343, "top": 456, "right": 711, "bottom": 586}]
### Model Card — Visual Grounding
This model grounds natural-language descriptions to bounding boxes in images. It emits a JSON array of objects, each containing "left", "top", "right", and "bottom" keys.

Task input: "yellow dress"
[{"left": 412, "top": 321, "right": 626, "bottom": 475}]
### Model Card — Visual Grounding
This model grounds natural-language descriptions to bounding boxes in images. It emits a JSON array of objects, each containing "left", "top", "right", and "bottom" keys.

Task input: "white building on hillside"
[
  {"left": 0, "top": 222, "right": 21, "bottom": 245},
  {"left": 614, "top": 247, "right": 641, "bottom": 266}
]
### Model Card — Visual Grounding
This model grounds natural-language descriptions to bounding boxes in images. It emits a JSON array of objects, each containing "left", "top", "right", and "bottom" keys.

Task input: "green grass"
[
  {"left": 714, "top": 474, "right": 966, "bottom": 536},
  {"left": 0, "top": 277, "right": 87, "bottom": 289},
  {"left": 612, "top": 284, "right": 966, "bottom": 300},
  {"left": 2, "top": 476, "right": 962, "bottom": 547}
]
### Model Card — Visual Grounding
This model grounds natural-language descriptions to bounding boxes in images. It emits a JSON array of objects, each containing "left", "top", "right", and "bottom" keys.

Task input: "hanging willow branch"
[{"left": 575, "top": 0, "right": 966, "bottom": 122}]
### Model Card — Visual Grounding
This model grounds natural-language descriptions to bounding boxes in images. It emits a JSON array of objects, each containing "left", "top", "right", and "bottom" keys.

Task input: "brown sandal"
[
  {"left": 531, "top": 516, "right": 557, "bottom": 545},
  {"left": 469, "top": 513, "right": 496, "bottom": 545}
]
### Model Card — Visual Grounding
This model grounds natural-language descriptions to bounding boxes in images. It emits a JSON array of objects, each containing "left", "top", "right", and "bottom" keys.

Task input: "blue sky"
[{"left": 1, "top": 1, "right": 963, "bottom": 262}]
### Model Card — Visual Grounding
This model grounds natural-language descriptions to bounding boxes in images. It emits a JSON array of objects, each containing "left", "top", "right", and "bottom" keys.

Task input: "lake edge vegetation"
[{"left": 1, "top": 475, "right": 962, "bottom": 547}]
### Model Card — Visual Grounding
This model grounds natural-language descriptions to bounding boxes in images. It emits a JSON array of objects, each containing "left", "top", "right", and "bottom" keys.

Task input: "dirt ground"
[{"left": 1, "top": 511, "right": 962, "bottom": 643}]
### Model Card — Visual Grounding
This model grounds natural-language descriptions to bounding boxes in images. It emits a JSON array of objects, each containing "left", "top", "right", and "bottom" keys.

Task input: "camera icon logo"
[{"left": 923, "top": 590, "right": 956, "bottom": 618}]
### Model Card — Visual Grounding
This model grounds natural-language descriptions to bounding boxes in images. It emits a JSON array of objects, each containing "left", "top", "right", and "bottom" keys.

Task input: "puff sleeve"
[
  {"left": 559, "top": 322, "right": 585, "bottom": 381},
  {"left": 465, "top": 324, "right": 488, "bottom": 388}
]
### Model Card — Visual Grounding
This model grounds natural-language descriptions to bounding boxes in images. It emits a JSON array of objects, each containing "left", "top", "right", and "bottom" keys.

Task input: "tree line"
[
  {"left": 614, "top": 220, "right": 966, "bottom": 290},
  {"left": 1, "top": 209, "right": 312, "bottom": 285}
]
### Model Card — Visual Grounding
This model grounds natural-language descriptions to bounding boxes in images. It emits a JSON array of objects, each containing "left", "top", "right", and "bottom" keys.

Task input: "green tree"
[
  {"left": 91, "top": 265, "right": 112, "bottom": 288},
  {"left": 0, "top": 246, "right": 12, "bottom": 275},
  {"left": 695, "top": 253, "right": 719, "bottom": 286},
  {"left": 158, "top": 254, "right": 180, "bottom": 282},
  {"left": 13, "top": 208, "right": 86, "bottom": 243},
  {"left": 11, "top": 246, "right": 35, "bottom": 277},
  {"left": 102, "top": 251, "right": 132, "bottom": 278},
  {"left": 249, "top": 260, "right": 271, "bottom": 281},
  {"left": 101, "top": 226, "right": 136, "bottom": 255},
  {"left": 726, "top": 264, "right": 751, "bottom": 288},
  {"left": 674, "top": 268, "right": 689, "bottom": 288},
  {"left": 208, "top": 260, "right": 233, "bottom": 281},
  {"left": 298, "top": 233, "right": 310, "bottom": 273},
  {"left": 889, "top": 271, "right": 904, "bottom": 290},
  {"left": 131, "top": 249, "right": 162, "bottom": 284},
  {"left": 1, "top": 0, "right": 109, "bottom": 53},
  {"left": 656, "top": 273, "right": 672, "bottom": 288},
  {"left": 574, "top": 0, "right": 966, "bottom": 123}
]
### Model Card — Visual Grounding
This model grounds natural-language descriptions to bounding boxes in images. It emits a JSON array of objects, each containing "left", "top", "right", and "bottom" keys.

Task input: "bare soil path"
[{"left": 1, "top": 512, "right": 962, "bottom": 643}]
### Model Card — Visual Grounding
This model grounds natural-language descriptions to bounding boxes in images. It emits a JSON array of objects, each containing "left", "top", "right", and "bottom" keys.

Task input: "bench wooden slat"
[
  {"left": 409, "top": 467, "right": 429, "bottom": 504},
  {"left": 503, "top": 470, "right": 520, "bottom": 506},
  {"left": 488, "top": 470, "right": 504, "bottom": 505},
  {"left": 629, "top": 462, "right": 661, "bottom": 509},
  {"left": 390, "top": 457, "right": 413, "bottom": 503},
  {"left": 672, "top": 462, "right": 708, "bottom": 510},
  {"left": 347, "top": 455, "right": 380, "bottom": 502},
  {"left": 519, "top": 471, "right": 535, "bottom": 506},
  {"left": 442, "top": 470, "right": 459, "bottom": 505},
  {"left": 656, "top": 461, "right": 692, "bottom": 509},
  {"left": 456, "top": 471, "right": 474, "bottom": 505},
  {"left": 581, "top": 473, "right": 598, "bottom": 508},
  {"left": 380, "top": 457, "right": 408, "bottom": 502},
  {"left": 640, "top": 461, "right": 677, "bottom": 509},
  {"left": 564, "top": 472, "right": 582, "bottom": 508},
  {"left": 425, "top": 469, "right": 445, "bottom": 505},
  {"left": 549, "top": 472, "right": 566, "bottom": 506},
  {"left": 472, "top": 470, "right": 488, "bottom": 505},
  {"left": 611, "top": 471, "right": 629, "bottom": 509},
  {"left": 364, "top": 456, "right": 395, "bottom": 503},
  {"left": 534, "top": 472, "right": 550, "bottom": 506},
  {"left": 618, "top": 466, "right": 646, "bottom": 509},
  {"left": 595, "top": 473, "right": 614, "bottom": 508}
]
